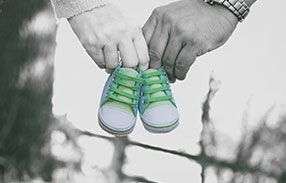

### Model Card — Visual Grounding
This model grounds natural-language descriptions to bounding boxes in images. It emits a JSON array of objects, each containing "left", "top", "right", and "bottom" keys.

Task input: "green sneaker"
[
  {"left": 139, "top": 67, "right": 179, "bottom": 133},
  {"left": 98, "top": 65, "right": 144, "bottom": 136}
]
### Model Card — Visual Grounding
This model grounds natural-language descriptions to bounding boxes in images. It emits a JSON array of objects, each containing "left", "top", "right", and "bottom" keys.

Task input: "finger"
[
  {"left": 142, "top": 14, "right": 157, "bottom": 45},
  {"left": 133, "top": 32, "right": 149, "bottom": 71},
  {"left": 86, "top": 48, "right": 106, "bottom": 69},
  {"left": 118, "top": 39, "right": 138, "bottom": 68},
  {"left": 148, "top": 24, "right": 169, "bottom": 69},
  {"left": 104, "top": 45, "right": 119, "bottom": 73},
  {"left": 105, "top": 68, "right": 114, "bottom": 74},
  {"left": 162, "top": 36, "right": 183, "bottom": 83},
  {"left": 174, "top": 44, "right": 197, "bottom": 80}
]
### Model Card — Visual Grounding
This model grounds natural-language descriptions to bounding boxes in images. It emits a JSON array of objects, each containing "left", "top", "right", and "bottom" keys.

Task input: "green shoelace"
[
  {"left": 107, "top": 70, "right": 144, "bottom": 107},
  {"left": 143, "top": 70, "right": 172, "bottom": 103}
]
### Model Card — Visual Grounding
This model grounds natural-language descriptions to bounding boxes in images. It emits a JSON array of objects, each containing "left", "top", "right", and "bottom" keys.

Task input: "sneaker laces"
[
  {"left": 143, "top": 70, "right": 172, "bottom": 103},
  {"left": 107, "top": 70, "right": 144, "bottom": 107}
]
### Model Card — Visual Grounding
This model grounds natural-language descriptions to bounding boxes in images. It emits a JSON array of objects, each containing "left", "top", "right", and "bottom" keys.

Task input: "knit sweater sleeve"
[{"left": 51, "top": 0, "right": 112, "bottom": 19}]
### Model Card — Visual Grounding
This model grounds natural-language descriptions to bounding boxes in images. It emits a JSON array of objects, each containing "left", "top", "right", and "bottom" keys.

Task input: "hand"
[
  {"left": 68, "top": 4, "right": 149, "bottom": 72},
  {"left": 143, "top": 0, "right": 238, "bottom": 82}
]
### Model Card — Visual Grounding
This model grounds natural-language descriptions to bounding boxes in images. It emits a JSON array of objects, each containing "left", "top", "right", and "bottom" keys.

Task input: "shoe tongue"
[
  {"left": 144, "top": 68, "right": 170, "bottom": 110},
  {"left": 144, "top": 68, "right": 165, "bottom": 98},
  {"left": 118, "top": 67, "right": 138, "bottom": 103}
]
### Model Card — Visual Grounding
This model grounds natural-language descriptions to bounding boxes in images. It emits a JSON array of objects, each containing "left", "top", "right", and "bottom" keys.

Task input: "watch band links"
[{"left": 205, "top": 0, "right": 250, "bottom": 22}]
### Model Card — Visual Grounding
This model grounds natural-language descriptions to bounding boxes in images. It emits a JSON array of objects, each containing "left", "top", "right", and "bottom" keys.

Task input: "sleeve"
[{"left": 51, "top": 0, "right": 112, "bottom": 19}]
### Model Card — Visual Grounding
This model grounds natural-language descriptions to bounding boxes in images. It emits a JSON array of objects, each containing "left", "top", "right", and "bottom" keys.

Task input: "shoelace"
[
  {"left": 143, "top": 70, "right": 172, "bottom": 103},
  {"left": 107, "top": 70, "right": 144, "bottom": 107}
]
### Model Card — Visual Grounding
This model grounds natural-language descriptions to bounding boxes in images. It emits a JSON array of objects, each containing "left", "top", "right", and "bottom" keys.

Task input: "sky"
[{"left": 52, "top": 0, "right": 286, "bottom": 182}]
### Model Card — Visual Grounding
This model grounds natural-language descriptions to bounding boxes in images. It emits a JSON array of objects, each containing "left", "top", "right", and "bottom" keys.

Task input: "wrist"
[
  {"left": 68, "top": 3, "right": 110, "bottom": 21},
  {"left": 51, "top": 0, "right": 112, "bottom": 19},
  {"left": 205, "top": 0, "right": 250, "bottom": 22},
  {"left": 213, "top": 3, "right": 239, "bottom": 27}
]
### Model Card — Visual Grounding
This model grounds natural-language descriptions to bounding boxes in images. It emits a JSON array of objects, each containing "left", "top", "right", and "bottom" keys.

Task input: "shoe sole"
[
  {"left": 98, "top": 115, "right": 135, "bottom": 136},
  {"left": 141, "top": 118, "right": 179, "bottom": 133}
]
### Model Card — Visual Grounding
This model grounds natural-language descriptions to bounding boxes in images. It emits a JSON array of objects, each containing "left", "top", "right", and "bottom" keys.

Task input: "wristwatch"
[{"left": 204, "top": 0, "right": 250, "bottom": 22}]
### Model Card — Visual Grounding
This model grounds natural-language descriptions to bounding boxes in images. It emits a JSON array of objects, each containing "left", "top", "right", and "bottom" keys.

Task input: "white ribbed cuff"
[{"left": 51, "top": 0, "right": 112, "bottom": 19}]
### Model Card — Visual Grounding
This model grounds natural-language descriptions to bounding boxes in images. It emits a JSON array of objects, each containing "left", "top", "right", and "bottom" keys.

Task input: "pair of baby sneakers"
[{"left": 98, "top": 65, "right": 179, "bottom": 136}]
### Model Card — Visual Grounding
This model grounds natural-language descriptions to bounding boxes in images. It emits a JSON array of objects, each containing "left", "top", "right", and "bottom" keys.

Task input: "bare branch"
[
  {"left": 124, "top": 174, "right": 160, "bottom": 183},
  {"left": 78, "top": 129, "right": 279, "bottom": 179}
]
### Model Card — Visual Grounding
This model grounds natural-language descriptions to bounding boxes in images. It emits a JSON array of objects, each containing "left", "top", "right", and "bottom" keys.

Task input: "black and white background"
[{"left": 1, "top": 0, "right": 286, "bottom": 182}]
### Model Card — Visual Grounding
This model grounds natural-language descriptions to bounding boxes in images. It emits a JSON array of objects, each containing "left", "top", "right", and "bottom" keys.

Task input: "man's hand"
[
  {"left": 69, "top": 4, "right": 149, "bottom": 72},
  {"left": 143, "top": 0, "right": 238, "bottom": 82}
]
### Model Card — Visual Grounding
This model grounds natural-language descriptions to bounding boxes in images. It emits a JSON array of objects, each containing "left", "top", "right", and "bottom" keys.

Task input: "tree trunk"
[{"left": 0, "top": 0, "right": 58, "bottom": 181}]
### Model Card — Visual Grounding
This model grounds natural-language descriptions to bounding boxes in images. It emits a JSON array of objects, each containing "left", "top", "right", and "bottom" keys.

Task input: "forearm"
[{"left": 50, "top": 0, "right": 111, "bottom": 19}]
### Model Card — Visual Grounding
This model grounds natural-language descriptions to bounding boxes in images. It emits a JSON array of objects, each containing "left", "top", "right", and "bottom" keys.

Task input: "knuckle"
[
  {"left": 116, "top": 23, "right": 129, "bottom": 35},
  {"left": 152, "top": 6, "right": 167, "bottom": 18},
  {"left": 140, "top": 54, "right": 150, "bottom": 65},
  {"left": 90, "top": 50, "right": 102, "bottom": 57},
  {"left": 138, "top": 50, "right": 150, "bottom": 64},
  {"left": 91, "top": 53, "right": 104, "bottom": 62},
  {"left": 176, "top": 61, "right": 188, "bottom": 70},
  {"left": 175, "top": 69, "right": 187, "bottom": 79},
  {"left": 174, "top": 22, "right": 187, "bottom": 35},
  {"left": 175, "top": 61, "right": 191, "bottom": 80},
  {"left": 82, "top": 39, "right": 97, "bottom": 50},
  {"left": 173, "top": 20, "right": 195, "bottom": 40},
  {"left": 213, "top": 34, "right": 228, "bottom": 47},
  {"left": 196, "top": 46, "right": 208, "bottom": 57},
  {"left": 86, "top": 49, "right": 106, "bottom": 67},
  {"left": 163, "top": 59, "right": 174, "bottom": 68},
  {"left": 133, "top": 25, "right": 142, "bottom": 35},
  {"left": 93, "top": 56, "right": 105, "bottom": 68},
  {"left": 102, "top": 25, "right": 129, "bottom": 41},
  {"left": 148, "top": 49, "right": 161, "bottom": 62},
  {"left": 161, "top": 13, "right": 173, "bottom": 25},
  {"left": 152, "top": 7, "right": 162, "bottom": 17}
]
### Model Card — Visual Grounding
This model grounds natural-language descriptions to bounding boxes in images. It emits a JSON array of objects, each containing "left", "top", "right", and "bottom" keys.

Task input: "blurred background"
[{"left": 1, "top": 0, "right": 286, "bottom": 182}]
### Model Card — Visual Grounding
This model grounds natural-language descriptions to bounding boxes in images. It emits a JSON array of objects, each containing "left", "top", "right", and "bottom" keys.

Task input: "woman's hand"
[{"left": 69, "top": 4, "right": 149, "bottom": 72}]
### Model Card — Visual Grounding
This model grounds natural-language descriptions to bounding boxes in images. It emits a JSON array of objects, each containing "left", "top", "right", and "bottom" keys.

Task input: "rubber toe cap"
[
  {"left": 141, "top": 105, "right": 179, "bottom": 127},
  {"left": 98, "top": 106, "right": 135, "bottom": 132}
]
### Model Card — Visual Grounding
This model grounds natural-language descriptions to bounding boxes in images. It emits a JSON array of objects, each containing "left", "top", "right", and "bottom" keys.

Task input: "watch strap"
[{"left": 205, "top": 0, "right": 250, "bottom": 22}]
